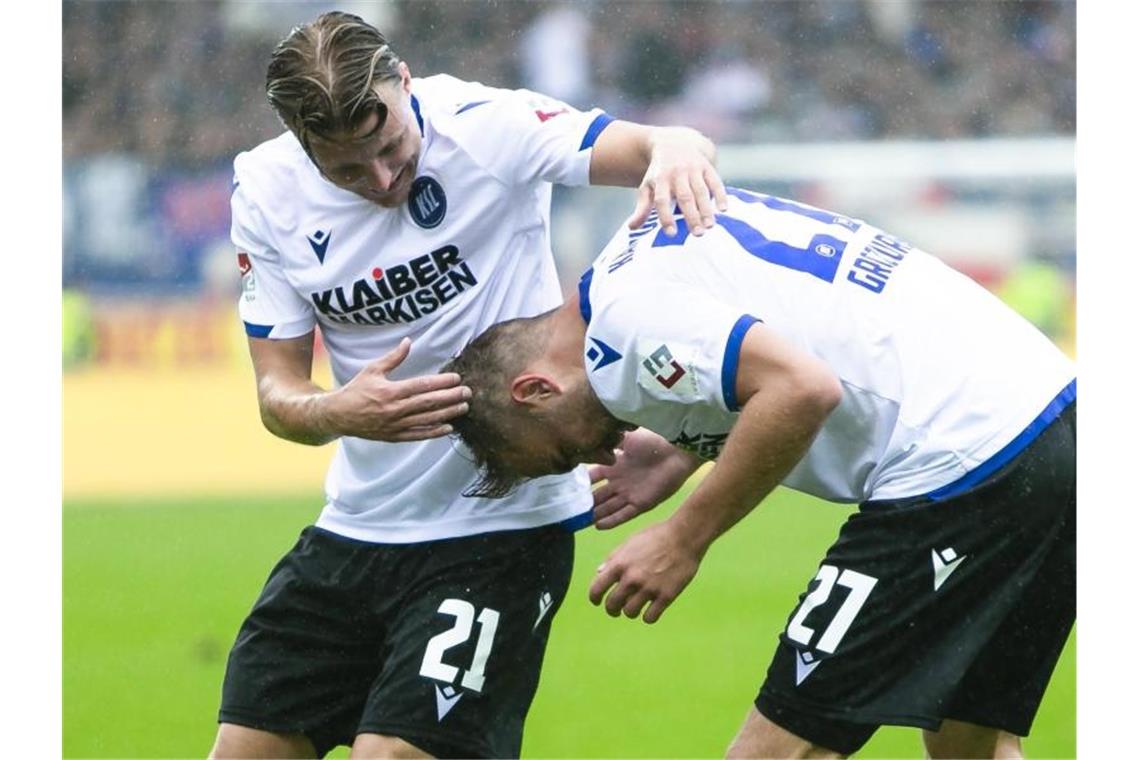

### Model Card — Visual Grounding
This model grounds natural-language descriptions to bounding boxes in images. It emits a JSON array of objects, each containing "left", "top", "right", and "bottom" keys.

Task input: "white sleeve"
[
  {"left": 588, "top": 281, "right": 761, "bottom": 415},
  {"left": 453, "top": 86, "right": 614, "bottom": 187},
  {"left": 231, "top": 183, "right": 316, "bottom": 339}
]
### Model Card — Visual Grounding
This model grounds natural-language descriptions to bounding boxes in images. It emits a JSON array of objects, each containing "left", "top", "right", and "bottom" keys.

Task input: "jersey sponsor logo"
[
  {"left": 307, "top": 229, "right": 331, "bottom": 264},
  {"left": 846, "top": 232, "right": 913, "bottom": 294},
  {"left": 236, "top": 252, "right": 252, "bottom": 276},
  {"left": 586, "top": 337, "right": 622, "bottom": 371},
  {"left": 931, "top": 547, "right": 966, "bottom": 591},
  {"left": 409, "top": 176, "right": 447, "bottom": 229},
  {"left": 309, "top": 245, "right": 478, "bottom": 326},
  {"left": 671, "top": 430, "right": 728, "bottom": 460}
]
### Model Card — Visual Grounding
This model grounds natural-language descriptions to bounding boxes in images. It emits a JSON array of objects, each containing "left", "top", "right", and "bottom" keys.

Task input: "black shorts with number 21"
[{"left": 218, "top": 522, "right": 575, "bottom": 758}]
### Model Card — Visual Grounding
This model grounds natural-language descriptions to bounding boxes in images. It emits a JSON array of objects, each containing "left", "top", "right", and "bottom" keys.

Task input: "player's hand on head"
[
  {"left": 588, "top": 519, "right": 702, "bottom": 624},
  {"left": 627, "top": 127, "right": 728, "bottom": 238},
  {"left": 329, "top": 338, "right": 471, "bottom": 442},
  {"left": 590, "top": 428, "right": 701, "bottom": 530}
]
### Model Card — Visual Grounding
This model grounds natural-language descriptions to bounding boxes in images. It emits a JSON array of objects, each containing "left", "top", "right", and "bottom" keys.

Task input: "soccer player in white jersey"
[
  {"left": 210, "top": 11, "right": 729, "bottom": 759},
  {"left": 446, "top": 186, "right": 1076, "bottom": 758}
]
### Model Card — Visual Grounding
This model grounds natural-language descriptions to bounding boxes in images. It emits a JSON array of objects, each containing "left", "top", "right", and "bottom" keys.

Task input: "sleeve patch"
[{"left": 636, "top": 339, "right": 700, "bottom": 401}]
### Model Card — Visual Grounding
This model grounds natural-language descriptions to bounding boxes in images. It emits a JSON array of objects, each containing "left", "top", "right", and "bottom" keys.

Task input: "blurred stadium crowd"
[
  {"left": 65, "top": 0, "right": 1074, "bottom": 165},
  {"left": 61, "top": 0, "right": 1075, "bottom": 366}
]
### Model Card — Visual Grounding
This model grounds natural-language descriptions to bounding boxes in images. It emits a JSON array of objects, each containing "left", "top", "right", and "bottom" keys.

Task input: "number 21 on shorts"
[
  {"left": 785, "top": 565, "right": 877, "bottom": 654},
  {"left": 419, "top": 598, "right": 501, "bottom": 692}
]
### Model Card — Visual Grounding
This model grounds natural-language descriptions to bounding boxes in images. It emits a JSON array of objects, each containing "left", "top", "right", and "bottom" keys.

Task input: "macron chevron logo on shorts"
[
  {"left": 435, "top": 683, "right": 462, "bottom": 720},
  {"left": 795, "top": 650, "right": 820, "bottom": 686},
  {"left": 931, "top": 547, "right": 966, "bottom": 591},
  {"left": 533, "top": 591, "right": 554, "bottom": 631}
]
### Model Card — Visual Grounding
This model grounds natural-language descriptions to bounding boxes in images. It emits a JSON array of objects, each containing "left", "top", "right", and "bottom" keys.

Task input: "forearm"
[
  {"left": 589, "top": 122, "right": 716, "bottom": 187},
  {"left": 668, "top": 388, "right": 835, "bottom": 556},
  {"left": 256, "top": 374, "right": 343, "bottom": 446}
]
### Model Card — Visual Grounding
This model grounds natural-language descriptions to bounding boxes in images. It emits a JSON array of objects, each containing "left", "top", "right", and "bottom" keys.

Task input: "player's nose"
[{"left": 364, "top": 159, "right": 394, "bottom": 191}]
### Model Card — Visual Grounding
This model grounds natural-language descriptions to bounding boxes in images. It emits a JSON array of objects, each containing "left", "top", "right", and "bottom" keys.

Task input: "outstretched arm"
[
  {"left": 588, "top": 121, "right": 729, "bottom": 237},
  {"left": 589, "top": 322, "right": 842, "bottom": 623},
  {"left": 248, "top": 334, "right": 470, "bottom": 446}
]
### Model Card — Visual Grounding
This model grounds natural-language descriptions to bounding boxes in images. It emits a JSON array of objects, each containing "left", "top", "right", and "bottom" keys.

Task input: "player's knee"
[
  {"left": 209, "top": 723, "right": 315, "bottom": 759},
  {"left": 725, "top": 706, "right": 845, "bottom": 759},
  {"left": 350, "top": 733, "right": 434, "bottom": 759},
  {"left": 923, "top": 719, "right": 1022, "bottom": 759}
]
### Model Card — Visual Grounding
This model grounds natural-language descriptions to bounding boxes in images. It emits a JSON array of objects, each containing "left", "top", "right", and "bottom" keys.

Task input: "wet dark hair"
[{"left": 442, "top": 311, "right": 556, "bottom": 498}]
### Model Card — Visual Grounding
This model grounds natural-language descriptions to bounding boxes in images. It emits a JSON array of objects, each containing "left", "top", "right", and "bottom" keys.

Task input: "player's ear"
[
  {"left": 398, "top": 61, "right": 412, "bottom": 92},
  {"left": 511, "top": 373, "right": 562, "bottom": 407}
]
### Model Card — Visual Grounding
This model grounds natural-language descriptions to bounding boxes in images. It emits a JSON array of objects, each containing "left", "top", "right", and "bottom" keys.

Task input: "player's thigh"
[
  {"left": 357, "top": 524, "right": 575, "bottom": 759},
  {"left": 756, "top": 407, "right": 1075, "bottom": 754},
  {"left": 210, "top": 723, "right": 315, "bottom": 759},
  {"left": 219, "top": 526, "right": 394, "bottom": 756}
]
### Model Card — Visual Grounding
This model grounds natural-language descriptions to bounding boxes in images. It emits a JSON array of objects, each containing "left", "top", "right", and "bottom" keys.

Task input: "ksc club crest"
[{"left": 409, "top": 176, "right": 447, "bottom": 229}]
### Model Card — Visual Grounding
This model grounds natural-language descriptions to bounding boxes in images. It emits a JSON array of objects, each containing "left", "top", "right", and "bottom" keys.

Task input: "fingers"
[
  {"left": 399, "top": 401, "right": 469, "bottom": 430},
  {"left": 707, "top": 166, "right": 729, "bottom": 213},
  {"left": 588, "top": 562, "right": 622, "bottom": 607},
  {"left": 626, "top": 183, "right": 655, "bottom": 230},
  {"left": 653, "top": 183, "right": 679, "bottom": 237},
  {"left": 588, "top": 464, "right": 611, "bottom": 486},
  {"left": 372, "top": 336, "right": 412, "bottom": 373},
  {"left": 595, "top": 503, "right": 641, "bottom": 531},
  {"left": 396, "top": 384, "right": 471, "bottom": 416},
  {"left": 643, "top": 595, "right": 673, "bottom": 624}
]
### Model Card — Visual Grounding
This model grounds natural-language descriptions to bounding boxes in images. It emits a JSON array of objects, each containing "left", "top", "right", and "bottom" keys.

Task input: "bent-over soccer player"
[{"left": 445, "top": 187, "right": 1075, "bottom": 758}]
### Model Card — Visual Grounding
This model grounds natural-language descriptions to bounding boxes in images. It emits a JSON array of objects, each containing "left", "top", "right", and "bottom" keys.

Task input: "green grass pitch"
[{"left": 64, "top": 487, "right": 1074, "bottom": 758}]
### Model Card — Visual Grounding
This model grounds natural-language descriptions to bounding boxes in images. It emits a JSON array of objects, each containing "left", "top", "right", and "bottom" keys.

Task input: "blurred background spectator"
[{"left": 61, "top": 0, "right": 1076, "bottom": 365}]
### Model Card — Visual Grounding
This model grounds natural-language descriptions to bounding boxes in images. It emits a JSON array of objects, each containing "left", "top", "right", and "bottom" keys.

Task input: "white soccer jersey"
[
  {"left": 232, "top": 75, "right": 614, "bottom": 542},
  {"left": 580, "top": 188, "right": 1076, "bottom": 503}
]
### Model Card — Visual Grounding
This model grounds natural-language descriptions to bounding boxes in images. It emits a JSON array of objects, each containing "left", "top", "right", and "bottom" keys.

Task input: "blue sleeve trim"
[
  {"left": 243, "top": 321, "right": 274, "bottom": 338},
  {"left": 579, "top": 112, "right": 615, "bottom": 151},
  {"left": 410, "top": 94, "right": 425, "bottom": 136},
  {"left": 578, "top": 267, "right": 595, "bottom": 324},
  {"left": 924, "top": 378, "right": 1077, "bottom": 501},
  {"left": 558, "top": 508, "right": 595, "bottom": 532},
  {"left": 455, "top": 100, "right": 490, "bottom": 115},
  {"left": 721, "top": 315, "right": 761, "bottom": 411}
]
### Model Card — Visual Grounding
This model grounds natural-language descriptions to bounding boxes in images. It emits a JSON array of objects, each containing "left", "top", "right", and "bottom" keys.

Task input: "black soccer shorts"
[
  {"left": 218, "top": 522, "right": 575, "bottom": 758},
  {"left": 756, "top": 402, "right": 1076, "bottom": 755}
]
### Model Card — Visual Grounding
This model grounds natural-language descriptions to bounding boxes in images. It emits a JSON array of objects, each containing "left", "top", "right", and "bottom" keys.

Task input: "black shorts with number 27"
[
  {"left": 218, "top": 522, "right": 574, "bottom": 758},
  {"left": 757, "top": 400, "right": 1076, "bottom": 755}
]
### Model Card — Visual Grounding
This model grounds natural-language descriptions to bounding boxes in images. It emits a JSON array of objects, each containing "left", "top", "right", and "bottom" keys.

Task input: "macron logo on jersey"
[
  {"left": 310, "top": 245, "right": 478, "bottom": 326},
  {"left": 307, "top": 230, "right": 331, "bottom": 264},
  {"left": 586, "top": 337, "right": 622, "bottom": 371}
]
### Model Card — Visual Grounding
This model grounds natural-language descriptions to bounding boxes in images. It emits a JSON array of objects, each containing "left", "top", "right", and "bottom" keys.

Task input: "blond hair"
[{"left": 265, "top": 11, "right": 402, "bottom": 155}]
